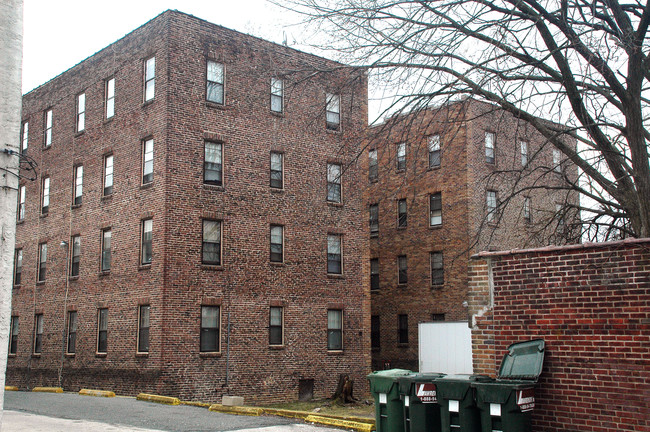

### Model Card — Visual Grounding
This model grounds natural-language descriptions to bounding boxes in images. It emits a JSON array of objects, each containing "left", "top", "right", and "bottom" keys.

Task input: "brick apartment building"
[
  {"left": 8, "top": 10, "right": 370, "bottom": 403},
  {"left": 364, "top": 99, "right": 578, "bottom": 370}
]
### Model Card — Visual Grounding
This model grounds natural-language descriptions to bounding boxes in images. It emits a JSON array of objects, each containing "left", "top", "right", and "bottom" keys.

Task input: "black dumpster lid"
[{"left": 498, "top": 339, "right": 545, "bottom": 381}]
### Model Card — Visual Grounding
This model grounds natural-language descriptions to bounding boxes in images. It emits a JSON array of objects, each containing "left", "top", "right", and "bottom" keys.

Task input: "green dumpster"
[
  {"left": 474, "top": 339, "right": 545, "bottom": 432},
  {"left": 435, "top": 374, "right": 492, "bottom": 432},
  {"left": 399, "top": 372, "right": 446, "bottom": 432},
  {"left": 368, "top": 369, "right": 413, "bottom": 432}
]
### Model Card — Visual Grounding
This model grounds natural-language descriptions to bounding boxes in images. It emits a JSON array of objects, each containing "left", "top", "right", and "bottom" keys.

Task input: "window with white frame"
[
  {"left": 369, "top": 204, "right": 379, "bottom": 236},
  {"left": 271, "top": 78, "right": 283, "bottom": 112},
  {"left": 398, "top": 255, "right": 407, "bottom": 284},
  {"left": 9, "top": 316, "right": 18, "bottom": 355},
  {"left": 105, "top": 77, "right": 115, "bottom": 119},
  {"left": 326, "top": 163, "right": 342, "bottom": 203},
  {"left": 17, "top": 185, "right": 25, "bottom": 221},
  {"left": 327, "top": 234, "right": 342, "bottom": 274},
  {"left": 370, "top": 258, "right": 379, "bottom": 291},
  {"left": 207, "top": 60, "right": 224, "bottom": 104},
  {"left": 73, "top": 165, "right": 83, "bottom": 205},
  {"left": 397, "top": 199, "right": 407, "bottom": 228},
  {"left": 368, "top": 149, "right": 378, "bottom": 181},
  {"left": 396, "top": 142, "right": 406, "bottom": 171},
  {"left": 202, "top": 219, "right": 222, "bottom": 266},
  {"left": 429, "top": 193, "right": 442, "bottom": 226},
  {"left": 141, "top": 219, "right": 153, "bottom": 265},
  {"left": 101, "top": 228, "right": 111, "bottom": 272},
  {"left": 14, "top": 249, "right": 22, "bottom": 285},
  {"left": 520, "top": 141, "right": 528, "bottom": 166},
  {"left": 44, "top": 109, "right": 52, "bottom": 147},
  {"left": 270, "top": 152, "right": 283, "bottom": 189},
  {"left": 553, "top": 149, "right": 561, "bottom": 173},
  {"left": 76, "top": 93, "right": 85, "bottom": 132},
  {"left": 485, "top": 131, "right": 495, "bottom": 164},
  {"left": 270, "top": 225, "right": 284, "bottom": 263},
  {"left": 144, "top": 56, "right": 155, "bottom": 102},
  {"left": 430, "top": 252, "right": 444, "bottom": 285},
  {"left": 70, "top": 235, "right": 81, "bottom": 277},
  {"left": 37, "top": 243, "right": 47, "bottom": 282},
  {"left": 41, "top": 177, "right": 50, "bottom": 215},
  {"left": 34, "top": 314, "right": 43, "bottom": 354},
  {"left": 204, "top": 141, "right": 223, "bottom": 186},
  {"left": 142, "top": 138, "right": 153, "bottom": 184},
  {"left": 97, "top": 308, "right": 108, "bottom": 353},
  {"left": 428, "top": 135, "right": 441, "bottom": 168},
  {"left": 327, "top": 309, "right": 342, "bottom": 350},
  {"left": 103, "top": 155, "right": 113, "bottom": 196},
  {"left": 325, "top": 93, "right": 340, "bottom": 130},
  {"left": 200, "top": 305, "right": 220, "bottom": 352},
  {"left": 21, "top": 121, "right": 28, "bottom": 153},
  {"left": 269, "top": 306, "right": 283, "bottom": 346},
  {"left": 138, "top": 305, "right": 150, "bottom": 353},
  {"left": 487, "top": 190, "right": 498, "bottom": 223},
  {"left": 524, "top": 197, "right": 531, "bottom": 222},
  {"left": 66, "top": 311, "right": 77, "bottom": 354}
]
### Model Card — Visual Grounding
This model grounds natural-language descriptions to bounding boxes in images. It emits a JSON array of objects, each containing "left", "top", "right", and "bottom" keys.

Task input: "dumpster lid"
[
  {"left": 367, "top": 369, "right": 413, "bottom": 394},
  {"left": 498, "top": 339, "right": 545, "bottom": 381}
]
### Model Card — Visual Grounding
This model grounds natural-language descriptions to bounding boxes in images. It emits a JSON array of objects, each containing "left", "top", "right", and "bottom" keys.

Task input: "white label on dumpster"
[
  {"left": 490, "top": 403, "right": 501, "bottom": 417},
  {"left": 379, "top": 393, "right": 387, "bottom": 404},
  {"left": 449, "top": 400, "right": 459, "bottom": 413},
  {"left": 404, "top": 396, "right": 410, "bottom": 407},
  {"left": 416, "top": 383, "right": 438, "bottom": 403},
  {"left": 516, "top": 388, "right": 535, "bottom": 412}
]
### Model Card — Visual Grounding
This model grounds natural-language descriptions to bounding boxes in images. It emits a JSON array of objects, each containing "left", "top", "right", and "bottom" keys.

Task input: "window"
[
  {"left": 101, "top": 229, "right": 111, "bottom": 272},
  {"left": 327, "top": 309, "right": 342, "bottom": 350},
  {"left": 398, "top": 255, "right": 407, "bottom": 284},
  {"left": 524, "top": 197, "right": 531, "bottom": 222},
  {"left": 397, "top": 199, "right": 407, "bottom": 228},
  {"left": 207, "top": 60, "right": 224, "bottom": 104},
  {"left": 44, "top": 109, "right": 52, "bottom": 147},
  {"left": 269, "top": 306, "right": 283, "bottom": 346},
  {"left": 327, "top": 234, "right": 342, "bottom": 275},
  {"left": 14, "top": 249, "right": 22, "bottom": 285},
  {"left": 73, "top": 165, "right": 83, "bottom": 205},
  {"left": 66, "top": 311, "right": 77, "bottom": 354},
  {"left": 204, "top": 141, "right": 223, "bottom": 186},
  {"left": 270, "top": 152, "right": 283, "bottom": 189},
  {"left": 430, "top": 252, "right": 444, "bottom": 285},
  {"left": 70, "top": 235, "right": 81, "bottom": 277},
  {"left": 520, "top": 141, "right": 528, "bottom": 166},
  {"left": 138, "top": 305, "right": 150, "bottom": 353},
  {"left": 142, "top": 138, "right": 153, "bottom": 184},
  {"left": 37, "top": 243, "right": 47, "bottom": 282},
  {"left": 202, "top": 220, "right": 222, "bottom": 265},
  {"left": 270, "top": 225, "right": 283, "bottom": 263},
  {"left": 17, "top": 185, "right": 25, "bottom": 221},
  {"left": 33, "top": 314, "right": 43, "bottom": 354},
  {"left": 326, "top": 93, "right": 340, "bottom": 130},
  {"left": 485, "top": 131, "right": 495, "bottom": 164},
  {"left": 428, "top": 135, "right": 441, "bottom": 168},
  {"left": 144, "top": 56, "right": 155, "bottom": 102},
  {"left": 556, "top": 203, "right": 565, "bottom": 230},
  {"left": 369, "top": 204, "right": 379, "bottom": 236},
  {"left": 41, "top": 176, "right": 50, "bottom": 215},
  {"left": 97, "top": 308, "right": 108, "bottom": 354},
  {"left": 200, "top": 305, "right": 220, "bottom": 352},
  {"left": 326, "top": 163, "right": 342, "bottom": 203},
  {"left": 370, "top": 258, "right": 379, "bottom": 291},
  {"left": 396, "top": 142, "right": 406, "bottom": 171},
  {"left": 105, "top": 77, "right": 115, "bottom": 119},
  {"left": 271, "top": 78, "right": 283, "bottom": 112},
  {"left": 398, "top": 314, "right": 408, "bottom": 344},
  {"left": 487, "top": 190, "right": 498, "bottom": 223},
  {"left": 76, "top": 93, "right": 85, "bottom": 132},
  {"left": 103, "top": 155, "right": 114, "bottom": 196},
  {"left": 9, "top": 317, "right": 18, "bottom": 355},
  {"left": 429, "top": 193, "right": 442, "bottom": 226},
  {"left": 21, "top": 121, "right": 28, "bottom": 154},
  {"left": 553, "top": 149, "right": 561, "bottom": 173},
  {"left": 371, "top": 315, "right": 380, "bottom": 349},
  {"left": 368, "top": 149, "right": 378, "bottom": 181},
  {"left": 432, "top": 313, "right": 445, "bottom": 321},
  {"left": 141, "top": 219, "right": 153, "bottom": 265}
]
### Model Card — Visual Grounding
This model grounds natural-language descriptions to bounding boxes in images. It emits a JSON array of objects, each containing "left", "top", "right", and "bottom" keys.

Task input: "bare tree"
[{"left": 276, "top": 0, "right": 650, "bottom": 240}]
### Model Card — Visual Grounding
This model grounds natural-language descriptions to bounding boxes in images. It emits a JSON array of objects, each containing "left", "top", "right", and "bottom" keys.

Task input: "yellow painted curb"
[
  {"left": 180, "top": 401, "right": 211, "bottom": 408},
  {"left": 79, "top": 389, "right": 115, "bottom": 398},
  {"left": 136, "top": 393, "right": 180, "bottom": 405},
  {"left": 305, "top": 415, "right": 375, "bottom": 432},
  {"left": 261, "top": 408, "right": 309, "bottom": 420},
  {"left": 5, "top": 386, "right": 19, "bottom": 391},
  {"left": 208, "top": 404, "right": 263, "bottom": 416},
  {"left": 32, "top": 387, "right": 63, "bottom": 393}
]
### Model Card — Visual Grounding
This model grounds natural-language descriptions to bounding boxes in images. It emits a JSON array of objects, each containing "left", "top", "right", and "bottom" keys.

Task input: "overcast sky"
[{"left": 21, "top": 0, "right": 308, "bottom": 93}]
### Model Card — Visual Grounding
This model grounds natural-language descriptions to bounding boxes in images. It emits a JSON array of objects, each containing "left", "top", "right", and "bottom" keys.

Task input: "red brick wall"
[
  {"left": 9, "top": 10, "right": 370, "bottom": 404},
  {"left": 469, "top": 239, "right": 650, "bottom": 431}
]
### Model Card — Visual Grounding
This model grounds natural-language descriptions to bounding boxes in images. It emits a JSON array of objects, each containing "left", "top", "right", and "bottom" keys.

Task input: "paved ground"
[{"left": 2, "top": 392, "right": 344, "bottom": 432}]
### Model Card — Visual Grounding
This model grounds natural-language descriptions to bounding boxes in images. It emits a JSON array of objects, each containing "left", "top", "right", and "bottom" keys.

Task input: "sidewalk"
[{"left": 0, "top": 410, "right": 343, "bottom": 432}]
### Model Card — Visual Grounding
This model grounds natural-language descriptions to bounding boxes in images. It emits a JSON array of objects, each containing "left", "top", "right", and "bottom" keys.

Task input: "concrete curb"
[
  {"left": 5, "top": 386, "right": 19, "bottom": 391},
  {"left": 32, "top": 387, "right": 63, "bottom": 393},
  {"left": 79, "top": 389, "right": 116, "bottom": 398},
  {"left": 180, "top": 400, "right": 211, "bottom": 408},
  {"left": 262, "top": 407, "right": 374, "bottom": 425},
  {"left": 305, "top": 414, "right": 375, "bottom": 432},
  {"left": 208, "top": 404, "right": 264, "bottom": 416},
  {"left": 136, "top": 393, "right": 180, "bottom": 405}
]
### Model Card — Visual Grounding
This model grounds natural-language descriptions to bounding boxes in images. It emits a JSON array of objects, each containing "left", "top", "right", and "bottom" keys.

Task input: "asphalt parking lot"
[{"left": 2, "top": 391, "right": 344, "bottom": 432}]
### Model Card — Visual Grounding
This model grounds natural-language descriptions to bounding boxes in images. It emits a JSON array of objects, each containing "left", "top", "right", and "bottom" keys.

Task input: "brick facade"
[
  {"left": 9, "top": 10, "right": 370, "bottom": 404},
  {"left": 364, "top": 100, "right": 578, "bottom": 370},
  {"left": 469, "top": 239, "right": 650, "bottom": 432}
]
